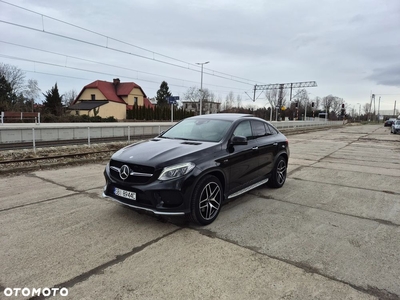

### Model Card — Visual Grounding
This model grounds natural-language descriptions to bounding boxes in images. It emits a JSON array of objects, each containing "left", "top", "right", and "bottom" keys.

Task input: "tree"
[
  {"left": 0, "top": 75, "right": 17, "bottom": 111},
  {"left": 363, "top": 103, "right": 371, "bottom": 115},
  {"left": 156, "top": 81, "right": 172, "bottom": 107},
  {"left": 236, "top": 94, "right": 243, "bottom": 108},
  {"left": 24, "top": 79, "right": 41, "bottom": 112},
  {"left": 63, "top": 89, "right": 77, "bottom": 106},
  {"left": 292, "top": 89, "right": 309, "bottom": 108},
  {"left": 43, "top": 83, "right": 63, "bottom": 116},
  {"left": 0, "top": 63, "right": 26, "bottom": 95},
  {"left": 224, "top": 91, "right": 235, "bottom": 110}
]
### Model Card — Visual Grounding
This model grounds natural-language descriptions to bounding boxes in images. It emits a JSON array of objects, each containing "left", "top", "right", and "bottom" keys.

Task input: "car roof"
[{"left": 188, "top": 113, "right": 253, "bottom": 121}]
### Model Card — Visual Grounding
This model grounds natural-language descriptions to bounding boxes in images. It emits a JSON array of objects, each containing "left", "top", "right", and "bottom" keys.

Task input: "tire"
[
  {"left": 190, "top": 175, "right": 223, "bottom": 225},
  {"left": 267, "top": 156, "right": 287, "bottom": 188}
]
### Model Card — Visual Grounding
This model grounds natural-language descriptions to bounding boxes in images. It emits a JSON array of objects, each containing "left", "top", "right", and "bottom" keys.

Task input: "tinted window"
[
  {"left": 267, "top": 124, "right": 279, "bottom": 135},
  {"left": 233, "top": 121, "right": 252, "bottom": 139},
  {"left": 251, "top": 121, "right": 267, "bottom": 138},
  {"left": 162, "top": 118, "right": 232, "bottom": 142},
  {"left": 264, "top": 123, "right": 272, "bottom": 135}
]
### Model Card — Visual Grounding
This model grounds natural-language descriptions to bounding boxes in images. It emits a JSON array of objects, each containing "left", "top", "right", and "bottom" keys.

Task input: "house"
[
  {"left": 69, "top": 78, "right": 154, "bottom": 120},
  {"left": 182, "top": 101, "right": 221, "bottom": 115}
]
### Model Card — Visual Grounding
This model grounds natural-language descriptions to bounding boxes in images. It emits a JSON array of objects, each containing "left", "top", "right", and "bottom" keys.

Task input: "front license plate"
[{"left": 114, "top": 187, "right": 136, "bottom": 200}]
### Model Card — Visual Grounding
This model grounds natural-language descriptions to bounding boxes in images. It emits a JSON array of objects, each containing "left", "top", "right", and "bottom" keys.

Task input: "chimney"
[{"left": 113, "top": 78, "right": 120, "bottom": 86}]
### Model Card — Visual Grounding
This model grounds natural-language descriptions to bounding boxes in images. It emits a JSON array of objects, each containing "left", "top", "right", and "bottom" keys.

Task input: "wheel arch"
[
  {"left": 274, "top": 150, "right": 289, "bottom": 165},
  {"left": 190, "top": 168, "right": 227, "bottom": 203}
]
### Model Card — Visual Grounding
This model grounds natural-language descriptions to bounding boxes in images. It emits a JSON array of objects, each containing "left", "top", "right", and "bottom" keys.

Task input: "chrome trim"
[
  {"left": 130, "top": 171, "right": 153, "bottom": 177},
  {"left": 110, "top": 166, "right": 153, "bottom": 177},
  {"left": 227, "top": 178, "right": 269, "bottom": 199},
  {"left": 102, "top": 193, "right": 185, "bottom": 216}
]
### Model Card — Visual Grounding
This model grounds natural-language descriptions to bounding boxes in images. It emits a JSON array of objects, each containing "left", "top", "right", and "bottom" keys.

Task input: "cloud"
[{"left": 367, "top": 65, "right": 400, "bottom": 87}]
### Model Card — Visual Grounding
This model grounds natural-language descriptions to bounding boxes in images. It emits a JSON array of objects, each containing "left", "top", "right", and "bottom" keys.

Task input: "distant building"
[
  {"left": 182, "top": 101, "right": 221, "bottom": 115},
  {"left": 69, "top": 78, "right": 153, "bottom": 120},
  {"left": 380, "top": 109, "right": 399, "bottom": 118}
]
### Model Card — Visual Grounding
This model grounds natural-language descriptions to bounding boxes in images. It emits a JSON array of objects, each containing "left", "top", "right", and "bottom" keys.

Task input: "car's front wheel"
[
  {"left": 267, "top": 156, "right": 287, "bottom": 188},
  {"left": 190, "top": 175, "right": 223, "bottom": 225}
]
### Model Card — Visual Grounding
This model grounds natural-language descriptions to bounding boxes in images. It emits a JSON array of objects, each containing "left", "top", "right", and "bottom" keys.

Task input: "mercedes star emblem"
[{"left": 119, "top": 165, "right": 130, "bottom": 180}]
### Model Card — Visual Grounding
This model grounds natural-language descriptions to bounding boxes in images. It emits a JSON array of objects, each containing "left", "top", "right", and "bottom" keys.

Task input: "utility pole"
[
  {"left": 196, "top": 61, "right": 209, "bottom": 115},
  {"left": 253, "top": 81, "right": 317, "bottom": 121},
  {"left": 378, "top": 97, "right": 381, "bottom": 122}
]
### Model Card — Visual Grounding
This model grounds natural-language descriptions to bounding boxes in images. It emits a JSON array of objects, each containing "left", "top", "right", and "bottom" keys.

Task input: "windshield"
[{"left": 161, "top": 118, "right": 232, "bottom": 142}]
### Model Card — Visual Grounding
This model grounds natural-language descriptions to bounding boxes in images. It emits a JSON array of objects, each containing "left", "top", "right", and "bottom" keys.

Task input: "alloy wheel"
[
  {"left": 199, "top": 182, "right": 221, "bottom": 220},
  {"left": 276, "top": 160, "right": 287, "bottom": 185}
]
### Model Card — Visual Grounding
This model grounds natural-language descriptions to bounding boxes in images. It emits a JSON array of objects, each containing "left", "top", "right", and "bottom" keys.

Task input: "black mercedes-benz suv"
[{"left": 103, "top": 113, "right": 289, "bottom": 225}]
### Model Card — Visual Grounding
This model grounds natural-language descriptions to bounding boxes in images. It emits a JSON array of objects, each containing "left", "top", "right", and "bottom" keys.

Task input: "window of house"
[
  {"left": 134, "top": 97, "right": 138, "bottom": 105},
  {"left": 91, "top": 94, "right": 95, "bottom": 100}
]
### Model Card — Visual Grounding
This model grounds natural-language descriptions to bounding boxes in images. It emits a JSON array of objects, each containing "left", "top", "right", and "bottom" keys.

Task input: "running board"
[{"left": 227, "top": 178, "right": 269, "bottom": 199}]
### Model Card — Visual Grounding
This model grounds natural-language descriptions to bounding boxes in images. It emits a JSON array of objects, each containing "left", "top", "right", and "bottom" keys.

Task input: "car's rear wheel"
[
  {"left": 267, "top": 156, "right": 287, "bottom": 188},
  {"left": 190, "top": 175, "right": 223, "bottom": 225}
]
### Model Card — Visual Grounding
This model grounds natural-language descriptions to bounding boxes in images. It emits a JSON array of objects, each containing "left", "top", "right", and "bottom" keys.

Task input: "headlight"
[{"left": 158, "top": 162, "right": 195, "bottom": 181}]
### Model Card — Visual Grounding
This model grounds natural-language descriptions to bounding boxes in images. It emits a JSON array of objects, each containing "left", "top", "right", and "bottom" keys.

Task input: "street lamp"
[
  {"left": 357, "top": 103, "right": 361, "bottom": 120},
  {"left": 196, "top": 61, "right": 209, "bottom": 115}
]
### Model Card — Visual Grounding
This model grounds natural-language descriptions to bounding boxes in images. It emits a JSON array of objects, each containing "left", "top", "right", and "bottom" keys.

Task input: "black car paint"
[{"left": 103, "top": 114, "right": 289, "bottom": 218}]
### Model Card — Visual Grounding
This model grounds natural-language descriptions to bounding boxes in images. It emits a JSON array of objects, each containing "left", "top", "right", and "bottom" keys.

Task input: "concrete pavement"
[{"left": 1, "top": 124, "right": 399, "bottom": 299}]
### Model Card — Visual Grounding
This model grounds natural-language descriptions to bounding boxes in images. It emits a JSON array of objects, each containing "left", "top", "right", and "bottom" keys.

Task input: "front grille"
[{"left": 110, "top": 159, "right": 155, "bottom": 184}]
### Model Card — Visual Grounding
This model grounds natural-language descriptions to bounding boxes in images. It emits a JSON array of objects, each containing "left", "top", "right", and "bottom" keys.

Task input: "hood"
[{"left": 111, "top": 138, "right": 218, "bottom": 168}]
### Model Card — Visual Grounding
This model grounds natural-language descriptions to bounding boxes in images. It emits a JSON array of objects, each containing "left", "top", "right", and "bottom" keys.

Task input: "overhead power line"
[
  {"left": 0, "top": 54, "right": 250, "bottom": 97},
  {"left": 0, "top": 40, "right": 247, "bottom": 92},
  {"left": 0, "top": 0, "right": 263, "bottom": 86}
]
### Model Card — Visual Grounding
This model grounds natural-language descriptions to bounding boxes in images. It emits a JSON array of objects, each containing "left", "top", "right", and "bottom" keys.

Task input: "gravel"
[{"left": 0, "top": 141, "right": 137, "bottom": 175}]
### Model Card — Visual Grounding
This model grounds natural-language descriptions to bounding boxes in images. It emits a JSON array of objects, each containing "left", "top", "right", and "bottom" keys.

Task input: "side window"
[
  {"left": 267, "top": 124, "right": 279, "bottom": 135},
  {"left": 264, "top": 123, "right": 272, "bottom": 135},
  {"left": 233, "top": 121, "right": 252, "bottom": 139},
  {"left": 251, "top": 121, "right": 267, "bottom": 138}
]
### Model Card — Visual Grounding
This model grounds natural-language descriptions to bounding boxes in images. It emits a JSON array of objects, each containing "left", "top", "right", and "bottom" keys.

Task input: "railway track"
[
  {"left": 0, "top": 135, "right": 158, "bottom": 151},
  {"left": 0, "top": 149, "right": 118, "bottom": 165}
]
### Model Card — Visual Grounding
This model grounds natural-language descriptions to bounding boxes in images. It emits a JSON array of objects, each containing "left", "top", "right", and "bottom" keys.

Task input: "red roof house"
[{"left": 69, "top": 78, "right": 153, "bottom": 119}]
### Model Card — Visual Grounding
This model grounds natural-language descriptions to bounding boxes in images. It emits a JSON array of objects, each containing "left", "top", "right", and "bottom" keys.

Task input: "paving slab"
[
  {"left": 0, "top": 175, "right": 75, "bottom": 210},
  {"left": 33, "top": 163, "right": 106, "bottom": 192},
  {"left": 0, "top": 195, "right": 178, "bottom": 291},
  {"left": 290, "top": 167, "right": 400, "bottom": 194},
  {"left": 211, "top": 193, "right": 400, "bottom": 297},
  {"left": 58, "top": 229, "right": 375, "bottom": 300}
]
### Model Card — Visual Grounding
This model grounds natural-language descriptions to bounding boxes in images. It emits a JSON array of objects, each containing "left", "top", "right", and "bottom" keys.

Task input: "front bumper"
[{"left": 103, "top": 167, "right": 196, "bottom": 216}]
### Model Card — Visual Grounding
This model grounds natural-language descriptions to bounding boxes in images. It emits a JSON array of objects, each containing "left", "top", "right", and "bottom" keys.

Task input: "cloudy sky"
[{"left": 1, "top": 0, "right": 399, "bottom": 112}]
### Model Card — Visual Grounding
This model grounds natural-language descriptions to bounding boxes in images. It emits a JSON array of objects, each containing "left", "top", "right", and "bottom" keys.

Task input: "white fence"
[{"left": 0, "top": 120, "right": 344, "bottom": 151}]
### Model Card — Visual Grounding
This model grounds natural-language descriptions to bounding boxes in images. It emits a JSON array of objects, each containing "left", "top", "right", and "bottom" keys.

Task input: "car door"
[
  {"left": 227, "top": 120, "right": 260, "bottom": 193},
  {"left": 250, "top": 121, "right": 279, "bottom": 177}
]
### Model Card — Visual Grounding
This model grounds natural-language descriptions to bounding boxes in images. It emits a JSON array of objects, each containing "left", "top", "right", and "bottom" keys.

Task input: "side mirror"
[{"left": 231, "top": 135, "right": 248, "bottom": 145}]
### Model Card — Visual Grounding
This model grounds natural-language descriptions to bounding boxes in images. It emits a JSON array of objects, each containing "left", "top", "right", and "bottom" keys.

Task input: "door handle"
[{"left": 252, "top": 146, "right": 258, "bottom": 150}]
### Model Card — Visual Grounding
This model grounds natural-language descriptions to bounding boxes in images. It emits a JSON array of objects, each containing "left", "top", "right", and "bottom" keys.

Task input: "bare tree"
[
  {"left": 63, "top": 89, "right": 77, "bottom": 107},
  {"left": 292, "top": 89, "right": 309, "bottom": 108},
  {"left": 225, "top": 91, "right": 235, "bottom": 110},
  {"left": 363, "top": 103, "right": 371, "bottom": 115},
  {"left": 24, "top": 79, "right": 41, "bottom": 112},
  {"left": 314, "top": 96, "right": 322, "bottom": 110},
  {"left": 0, "top": 63, "right": 26, "bottom": 95},
  {"left": 184, "top": 86, "right": 214, "bottom": 102},
  {"left": 236, "top": 94, "right": 242, "bottom": 108}
]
